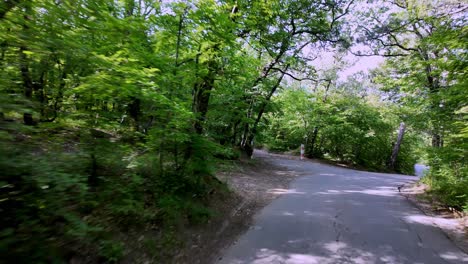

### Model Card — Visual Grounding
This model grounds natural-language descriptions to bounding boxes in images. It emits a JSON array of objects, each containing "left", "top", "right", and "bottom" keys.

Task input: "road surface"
[
  {"left": 218, "top": 151, "right": 468, "bottom": 264},
  {"left": 414, "top": 164, "right": 430, "bottom": 178}
]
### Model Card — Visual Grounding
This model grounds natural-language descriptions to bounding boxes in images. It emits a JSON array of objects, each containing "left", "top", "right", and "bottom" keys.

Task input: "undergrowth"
[{"left": 0, "top": 123, "right": 230, "bottom": 262}]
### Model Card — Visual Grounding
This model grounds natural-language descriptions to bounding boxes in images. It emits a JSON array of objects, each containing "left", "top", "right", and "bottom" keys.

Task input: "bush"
[
  {"left": 425, "top": 148, "right": 468, "bottom": 211},
  {"left": 0, "top": 123, "right": 222, "bottom": 262},
  {"left": 98, "top": 240, "right": 124, "bottom": 262},
  {"left": 158, "top": 195, "right": 213, "bottom": 226},
  {"left": 0, "top": 127, "right": 93, "bottom": 262}
]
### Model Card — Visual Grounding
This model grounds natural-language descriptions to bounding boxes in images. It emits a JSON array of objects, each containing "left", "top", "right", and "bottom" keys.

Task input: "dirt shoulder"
[
  {"left": 172, "top": 152, "right": 300, "bottom": 264},
  {"left": 400, "top": 182, "right": 468, "bottom": 254}
]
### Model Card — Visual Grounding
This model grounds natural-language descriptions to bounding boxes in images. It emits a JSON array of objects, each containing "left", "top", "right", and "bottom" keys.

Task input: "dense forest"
[{"left": 1, "top": 0, "right": 466, "bottom": 262}]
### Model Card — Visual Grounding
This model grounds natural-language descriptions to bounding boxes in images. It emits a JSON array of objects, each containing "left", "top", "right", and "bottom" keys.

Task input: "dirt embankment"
[{"left": 172, "top": 152, "right": 300, "bottom": 264}]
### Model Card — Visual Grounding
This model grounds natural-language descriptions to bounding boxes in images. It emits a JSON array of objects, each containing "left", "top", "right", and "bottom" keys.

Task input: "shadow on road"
[{"left": 219, "top": 151, "right": 467, "bottom": 264}]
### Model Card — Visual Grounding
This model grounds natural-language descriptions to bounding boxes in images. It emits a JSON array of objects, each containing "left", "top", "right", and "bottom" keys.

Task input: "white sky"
[
  {"left": 340, "top": 54, "right": 385, "bottom": 79},
  {"left": 311, "top": 50, "right": 385, "bottom": 81}
]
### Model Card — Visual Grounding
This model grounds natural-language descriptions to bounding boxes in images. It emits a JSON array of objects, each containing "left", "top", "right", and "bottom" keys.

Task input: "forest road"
[{"left": 217, "top": 150, "right": 468, "bottom": 264}]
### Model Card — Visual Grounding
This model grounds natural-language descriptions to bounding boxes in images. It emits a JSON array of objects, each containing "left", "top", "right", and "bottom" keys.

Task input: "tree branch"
[
  {"left": 271, "top": 67, "right": 316, "bottom": 82},
  {"left": 349, "top": 50, "right": 409, "bottom": 57}
]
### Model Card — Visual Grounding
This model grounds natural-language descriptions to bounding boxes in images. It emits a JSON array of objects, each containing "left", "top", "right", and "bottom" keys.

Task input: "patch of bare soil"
[
  {"left": 400, "top": 182, "right": 468, "bottom": 254},
  {"left": 172, "top": 153, "right": 300, "bottom": 264}
]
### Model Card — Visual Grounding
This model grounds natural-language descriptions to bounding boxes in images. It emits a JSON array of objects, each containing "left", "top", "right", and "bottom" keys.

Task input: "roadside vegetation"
[
  {"left": 0, "top": 0, "right": 466, "bottom": 262},
  {"left": 260, "top": 81, "right": 420, "bottom": 175}
]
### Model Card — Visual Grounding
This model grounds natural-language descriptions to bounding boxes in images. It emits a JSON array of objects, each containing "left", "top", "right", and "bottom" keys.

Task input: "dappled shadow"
[
  {"left": 224, "top": 236, "right": 468, "bottom": 264},
  {"left": 225, "top": 240, "right": 418, "bottom": 264},
  {"left": 221, "top": 151, "right": 467, "bottom": 264},
  {"left": 267, "top": 188, "right": 306, "bottom": 195},
  {"left": 308, "top": 186, "right": 467, "bottom": 238},
  {"left": 316, "top": 187, "right": 399, "bottom": 197},
  {"left": 221, "top": 181, "right": 468, "bottom": 264},
  {"left": 276, "top": 210, "right": 334, "bottom": 218},
  {"left": 403, "top": 214, "right": 464, "bottom": 234}
]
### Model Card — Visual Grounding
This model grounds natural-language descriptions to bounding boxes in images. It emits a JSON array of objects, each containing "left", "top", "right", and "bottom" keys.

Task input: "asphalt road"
[
  {"left": 218, "top": 151, "right": 468, "bottom": 264},
  {"left": 414, "top": 164, "right": 430, "bottom": 178}
]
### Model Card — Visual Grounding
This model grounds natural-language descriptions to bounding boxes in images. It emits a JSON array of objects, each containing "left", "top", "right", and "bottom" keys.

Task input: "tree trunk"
[
  {"left": 432, "top": 133, "right": 443, "bottom": 148},
  {"left": 128, "top": 97, "right": 141, "bottom": 131},
  {"left": 421, "top": 49, "right": 443, "bottom": 149},
  {"left": 19, "top": 46, "right": 37, "bottom": 125},
  {"left": 182, "top": 50, "right": 218, "bottom": 165},
  {"left": 307, "top": 126, "right": 319, "bottom": 157},
  {"left": 51, "top": 59, "right": 69, "bottom": 121},
  {"left": 18, "top": 4, "right": 38, "bottom": 125},
  {"left": 240, "top": 65, "right": 289, "bottom": 158},
  {"left": 192, "top": 61, "right": 216, "bottom": 135},
  {"left": 230, "top": 119, "right": 241, "bottom": 145},
  {"left": 388, "top": 122, "right": 406, "bottom": 170}
]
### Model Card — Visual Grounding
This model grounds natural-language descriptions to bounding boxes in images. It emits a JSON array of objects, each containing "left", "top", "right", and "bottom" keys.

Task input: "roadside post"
[{"left": 300, "top": 144, "right": 305, "bottom": 160}]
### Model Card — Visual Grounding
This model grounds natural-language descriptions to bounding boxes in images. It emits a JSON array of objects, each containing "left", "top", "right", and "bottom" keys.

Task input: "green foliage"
[
  {"left": 98, "top": 240, "right": 125, "bottom": 263},
  {"left": 425, "top": 157, "right": 468, "bottom": 211},
  {"left": 0, "top": 129, "right": 91, "bottom": 262},
  {"left": 261, "top": 87, "right": 420, "bottom": 173},
  {"left": 0, "top": 123, "right": 218, "bottom": 261},
  {"left": 158, "top": 195, "right": 213, "bottom": 226},
  {"left": 425, "top": 25, "right": 468, "bottom": 210},
  {"left": 367, "top": 1, "right": 467, "bottom": 209},
  {"left": 158, "top": 196, "right": 186, "bottom": 226},
  {"left": 213, "top": 145, "right": 241, "bottom": 160},
  {"left": 1, "top": 0, "right": 247, "bottom": 260}
]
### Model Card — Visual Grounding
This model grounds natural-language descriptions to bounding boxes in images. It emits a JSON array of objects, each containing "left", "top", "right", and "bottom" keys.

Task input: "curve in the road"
[{"left": 218, "top": 151, "right": 468, "bottom": 264}]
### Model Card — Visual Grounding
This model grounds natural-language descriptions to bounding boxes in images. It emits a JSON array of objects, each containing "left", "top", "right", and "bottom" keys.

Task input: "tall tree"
[
  {"left": 233, "top": 0, "right": 355, "bottom": 157},
  {"left": 351, "top": 0, "right": 467, "bottom": 148}
]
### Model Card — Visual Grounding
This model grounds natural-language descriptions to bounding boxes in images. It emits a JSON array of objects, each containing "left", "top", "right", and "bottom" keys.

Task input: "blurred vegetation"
[{"left": 0, "top": 122, "right": 223, "bottom": 262}]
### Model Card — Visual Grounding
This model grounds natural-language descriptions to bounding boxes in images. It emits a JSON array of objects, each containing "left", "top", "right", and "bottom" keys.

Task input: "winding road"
[{"left": 218, "top": 151, "right": 468, "bottom": 264}]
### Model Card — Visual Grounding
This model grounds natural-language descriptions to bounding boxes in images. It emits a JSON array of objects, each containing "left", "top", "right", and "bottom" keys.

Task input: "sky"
[
  {"left": 312, "top": 50, "right": 385, "bottom": 81},
  {"left": 340, "top": 54, "right": 385, "bottom": 79}
]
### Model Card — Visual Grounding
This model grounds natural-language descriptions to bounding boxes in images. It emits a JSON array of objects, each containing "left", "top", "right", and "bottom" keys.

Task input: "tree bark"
[
  {"left": 432, "top": 133, "right": 443, "bottom": 148},
  {"left": 307, "top": 126, "right": 319, "bottom": 157},
  {"left": 128, "top": 97, "right": 141, "bottom": 131},
  {"left": 388, "top": 122, "right": 406, "bottom": 170},
  {"left": 182, "top": 47, "right": 219, "bottom": 166},
  {"left": 240, "top": 65, "right": 289, "bottom": 157},
  {"left": 192, "top": 59, "right": 217, "bottom": 135}
]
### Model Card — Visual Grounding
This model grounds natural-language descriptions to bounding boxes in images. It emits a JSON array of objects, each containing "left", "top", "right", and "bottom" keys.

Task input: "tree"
[
  {"left": 233, "top": 0, "right": 355, "bottom": 157},
  {"left": 360, "top": 0, "right": 467, "bottom": 208},
  {"left": 388, "top": 122, "right": 406, "bottom": 170},
  {"left": 351, "top": 0, "right": 467, "bottom": 148},
  {"left": 261, "top": 77, "right": 418, "bottom": 173}
]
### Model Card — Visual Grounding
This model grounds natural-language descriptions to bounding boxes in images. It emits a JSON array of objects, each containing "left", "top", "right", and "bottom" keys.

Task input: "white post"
[{"left": 300, "top": 144, "right": 305, "bottom": 160}]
